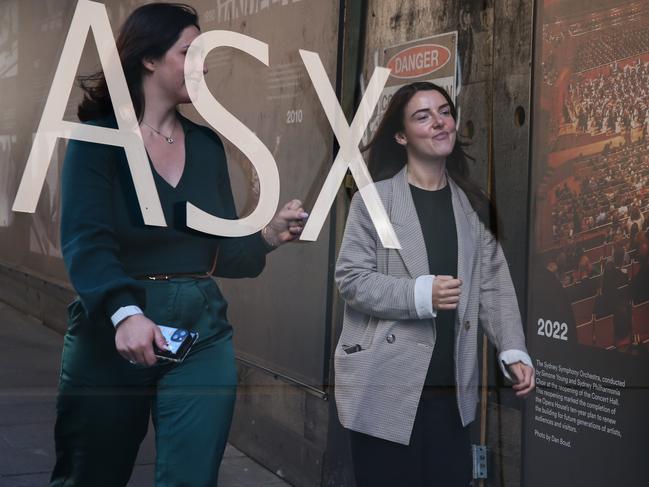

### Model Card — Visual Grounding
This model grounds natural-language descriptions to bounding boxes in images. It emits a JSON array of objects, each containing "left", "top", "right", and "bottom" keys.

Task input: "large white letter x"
[{"left": 298, "top": 50, "right": 400, "bottom": 249}]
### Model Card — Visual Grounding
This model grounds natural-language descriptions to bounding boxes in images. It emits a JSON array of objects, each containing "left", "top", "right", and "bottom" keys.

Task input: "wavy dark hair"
[
  {"left": 77, "top": 3, "right": 199, "bottom": 122},
  {"left": 365, "top": 82, "right": 499, "bottom": 238}
]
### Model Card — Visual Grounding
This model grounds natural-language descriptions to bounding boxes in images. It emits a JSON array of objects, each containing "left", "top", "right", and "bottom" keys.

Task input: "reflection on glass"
[
  {"left": 28, "top": 134, "right": 62, "bottom": 258},
  {"left": 0, "top": 0, "right": 18, "bottom": 79},
  {"left": 0, "top": 135, "right": 17, "bottom": 227}
]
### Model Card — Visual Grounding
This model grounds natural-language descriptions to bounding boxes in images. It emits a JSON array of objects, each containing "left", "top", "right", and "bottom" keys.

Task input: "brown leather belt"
[{"left": 135, "top": 250, "right": 219, "bottom": 281}]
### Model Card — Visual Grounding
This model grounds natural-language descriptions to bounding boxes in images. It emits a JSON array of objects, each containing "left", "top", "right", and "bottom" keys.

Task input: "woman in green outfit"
[{"left": 50, "top": 4, "right": 307, "bottom": 486}]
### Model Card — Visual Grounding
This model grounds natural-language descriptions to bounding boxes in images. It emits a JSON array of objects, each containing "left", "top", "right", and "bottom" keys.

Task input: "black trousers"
[{"left": 349, "top": 388, "right": 472, "bottom": 487}]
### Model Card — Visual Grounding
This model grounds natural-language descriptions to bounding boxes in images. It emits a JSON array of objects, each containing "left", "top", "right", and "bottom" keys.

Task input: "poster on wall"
[{"left": 524, "top": 1, "right": 649, "bottom": 485}]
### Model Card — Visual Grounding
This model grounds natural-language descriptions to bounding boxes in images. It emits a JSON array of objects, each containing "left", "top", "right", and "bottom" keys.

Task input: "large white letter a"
[{"left": 12, "top": 0, "right": 165, "bottom": 226}]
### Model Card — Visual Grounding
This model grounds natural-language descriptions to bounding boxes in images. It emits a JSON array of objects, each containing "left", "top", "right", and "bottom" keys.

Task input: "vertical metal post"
[{"left": 478, "top": 7, "right": 498, "bottom": 483}]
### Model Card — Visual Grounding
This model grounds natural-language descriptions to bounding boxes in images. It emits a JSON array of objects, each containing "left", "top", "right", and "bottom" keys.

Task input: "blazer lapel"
[
  {"left": 390, "top": 167, "right": 430, "bottom": 278},
  {"left": 448, "top": 176, "right": 478, "bottom": 323}
]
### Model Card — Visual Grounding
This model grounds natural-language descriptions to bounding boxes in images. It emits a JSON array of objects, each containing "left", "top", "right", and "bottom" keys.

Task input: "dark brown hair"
[
  {"left": 77, "top": 3, "right": 199, "bottom": 122},
  {"left": 365, "top": 81, "right": 499, "bottom": 237}
]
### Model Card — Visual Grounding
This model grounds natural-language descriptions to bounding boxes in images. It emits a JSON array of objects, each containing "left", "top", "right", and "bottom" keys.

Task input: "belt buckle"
[{"left": 148, "top": 274, "right": 169, "bottom": 281}]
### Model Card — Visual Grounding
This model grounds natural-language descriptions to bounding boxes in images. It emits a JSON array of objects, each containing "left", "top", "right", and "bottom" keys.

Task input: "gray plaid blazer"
[{"left": 334, "top": 166, "right": 528, "bottom": 445}]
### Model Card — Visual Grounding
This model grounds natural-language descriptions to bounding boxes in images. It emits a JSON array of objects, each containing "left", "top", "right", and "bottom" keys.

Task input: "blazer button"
[
  {"left": 386, "top": 333, "right": 396, "bottom": 344},
  {"left": 464, "top": 321, "right": 471, "bottom": 330}
]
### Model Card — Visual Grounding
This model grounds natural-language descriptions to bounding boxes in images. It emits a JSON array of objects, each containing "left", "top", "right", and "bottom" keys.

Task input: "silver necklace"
[{"left": 142, "top": 120, "right": 176, "bottom": 144}]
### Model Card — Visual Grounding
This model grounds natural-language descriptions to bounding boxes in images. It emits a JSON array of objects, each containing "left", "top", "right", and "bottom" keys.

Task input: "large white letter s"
[{"left": 184, "top": 31, "right": 280, "bottom": 237}]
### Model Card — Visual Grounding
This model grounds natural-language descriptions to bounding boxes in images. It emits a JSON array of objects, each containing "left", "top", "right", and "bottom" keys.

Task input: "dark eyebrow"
[
  {"left": 410, "top": 108, "right": 430, "bottom": 118},
  {"left": 410, "top": 103, "right": 451, "bottom": 118}
]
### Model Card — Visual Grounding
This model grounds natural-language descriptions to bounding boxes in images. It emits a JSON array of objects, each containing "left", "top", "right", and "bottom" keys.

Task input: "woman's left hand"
[
  {"left": 508, "top": 362, "right": 536, "bottom": 398},
  {"left": 262, "top": 199, "right": 309, "bottom": 248}
]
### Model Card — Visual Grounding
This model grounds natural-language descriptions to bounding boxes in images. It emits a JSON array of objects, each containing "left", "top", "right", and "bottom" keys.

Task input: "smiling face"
[
  {"left": 395, "top": 89, "right": 457, "bottom": 164},
  {"left": 143, "top": 25, "right": 205, "bottom": 105}
]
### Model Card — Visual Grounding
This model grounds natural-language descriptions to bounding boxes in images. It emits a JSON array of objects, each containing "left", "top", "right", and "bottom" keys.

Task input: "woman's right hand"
[
  {"left": 262, "top": 199, "right": 309, "bottom": 247},
  {"left": 431, "top": 275, "right": 462, "bottom": 311},
  {"left": 115, "top": 314, "right": 169, "bottom": 367}
]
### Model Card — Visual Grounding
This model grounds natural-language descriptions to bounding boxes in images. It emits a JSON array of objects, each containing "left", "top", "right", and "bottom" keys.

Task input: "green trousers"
[{"left": 50, "top": 278, "right": 237, "bottom": 487}]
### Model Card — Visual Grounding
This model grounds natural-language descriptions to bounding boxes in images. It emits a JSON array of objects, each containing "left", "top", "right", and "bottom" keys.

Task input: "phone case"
[{"left": 154, "top": 325, "right": 199, "bottom": 363}]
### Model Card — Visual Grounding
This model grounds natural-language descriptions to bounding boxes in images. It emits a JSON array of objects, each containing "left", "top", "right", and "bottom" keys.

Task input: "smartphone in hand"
[{"left": 154, "top": 325, "right": 199, "bottom": 363}]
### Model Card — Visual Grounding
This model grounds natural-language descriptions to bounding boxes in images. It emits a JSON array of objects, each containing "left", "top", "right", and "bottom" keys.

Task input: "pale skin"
[
  {"left": 395, "top": 90, "right": 535, "bottom": 397},
  {"left": 115, "top": 26, "right": 307, "bottom": 366}
]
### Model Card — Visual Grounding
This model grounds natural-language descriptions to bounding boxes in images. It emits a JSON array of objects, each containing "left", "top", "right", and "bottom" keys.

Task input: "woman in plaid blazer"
[{"left": 334, "top": 82, "right": 535, "bottom": 486}]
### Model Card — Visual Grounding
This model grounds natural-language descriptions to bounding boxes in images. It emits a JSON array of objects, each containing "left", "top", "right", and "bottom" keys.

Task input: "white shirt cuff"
[
  {"left": 414, "top": 275, "right": 437, "bottom": 319},
  {"left": 111, "top": 306, "right": 144, "bottom": 328},
  {"left": 498, "top": 349, "right": 534, "bottom": 381}
]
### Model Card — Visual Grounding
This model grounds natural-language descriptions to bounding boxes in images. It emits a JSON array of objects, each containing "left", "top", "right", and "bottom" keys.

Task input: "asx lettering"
[{"left": 12, "top": 0, "right": 400, "bottom": 248}]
